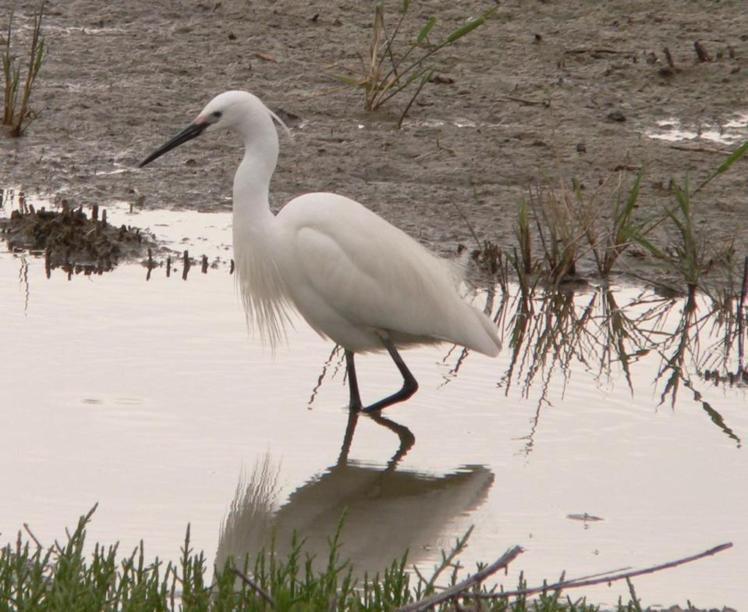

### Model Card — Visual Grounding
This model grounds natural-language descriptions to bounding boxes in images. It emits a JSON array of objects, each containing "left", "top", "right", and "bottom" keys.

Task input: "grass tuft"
[
  {"left": 470, "top": 141, "right": 745, "bottom": 296},
  {"left": 339, "top": 1, "right": 494, "bottom": 125},
  {"left": 0, "top": 507, "right": 658, "bottom": 611},
  {"left": 2, "top": 0, "right": 46, "bottom": 137}
]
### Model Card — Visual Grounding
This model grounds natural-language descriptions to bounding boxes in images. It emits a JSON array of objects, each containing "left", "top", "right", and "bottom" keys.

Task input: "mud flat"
[{"left": 0, "top": 1, "right": 745, "bottom": 279}]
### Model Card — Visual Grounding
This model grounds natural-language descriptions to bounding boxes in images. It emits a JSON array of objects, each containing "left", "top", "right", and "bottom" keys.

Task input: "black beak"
[{"left": 139, "top": 121, "right": 208, "bottom": 168}]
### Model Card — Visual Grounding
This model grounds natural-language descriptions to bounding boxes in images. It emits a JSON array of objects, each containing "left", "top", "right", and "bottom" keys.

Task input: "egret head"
[{"left": 139, "top": 91, "right": 283, "bottom": 168}]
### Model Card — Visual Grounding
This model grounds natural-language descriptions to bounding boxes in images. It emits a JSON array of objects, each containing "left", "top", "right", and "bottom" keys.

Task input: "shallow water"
[
  {"left": 646, "top": 112, "right": 748, "bottom": 145},
  {"left": 1, "top": 203, "right": 747, "bottom": 608}
]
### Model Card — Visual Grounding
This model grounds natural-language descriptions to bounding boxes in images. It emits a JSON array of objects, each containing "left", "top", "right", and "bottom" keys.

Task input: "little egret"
[{"left": 140, "top": 91, "right": 500, "bottom": 411}]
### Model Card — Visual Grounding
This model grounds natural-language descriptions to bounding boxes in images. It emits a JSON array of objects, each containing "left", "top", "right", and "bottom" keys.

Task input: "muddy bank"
[{"left": 1, "top": 0, "right": 747, "bottom": 282}]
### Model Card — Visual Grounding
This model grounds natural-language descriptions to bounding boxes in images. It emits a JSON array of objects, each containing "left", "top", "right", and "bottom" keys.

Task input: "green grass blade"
[
  {"left": 627, "top": 227, "right": 667, "bottom": 260},
  {"left": 335, "top": 74, "right": 363, "bottom": 86},
  {"left": 696, "top": 140, "right": 748, "bottom": 193},
  {"left": 417, "top": 17, "right": 437, "bottom": 43},
  {"left": 445, "top": 8, "right": 494, "bottom": 44},
  {"left": 623, "top": 171, "right": 642, "bottom": 215}
]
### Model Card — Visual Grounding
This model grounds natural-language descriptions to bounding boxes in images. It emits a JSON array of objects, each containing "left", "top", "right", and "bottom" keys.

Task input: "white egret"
[{"left": 140, "top": 91, "right": 499, "bottom": 411}]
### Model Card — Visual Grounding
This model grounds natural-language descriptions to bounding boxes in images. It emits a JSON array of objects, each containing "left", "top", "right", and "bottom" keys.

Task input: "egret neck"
[
  {"left": 230, "top": 104, "right": 291, "bottom": 348},
  {"left": 231, "top": 110, "right": 279, "bottom": 232}
]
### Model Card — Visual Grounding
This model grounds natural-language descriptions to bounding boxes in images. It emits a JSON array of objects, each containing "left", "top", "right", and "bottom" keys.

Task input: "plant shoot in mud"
[
  {"left": 527, "top": 181, "right": 586, "bottom": 285},
  {"left": 2, "top": 0, "right": 46, "bottom": 137},
  {"left": 340, "top": 0, "right": 494, "bottom": 125},
  {"left": 518, "top": 171, "right": 653, "bottom": 287},
  {"left": 583, "top": 171, "right": 647, "bottom": 277},
  {"left": 472, "top": 140, "right": 746, "bottom": 296},
  {"left": 628, "top": 173, "right": 741, "bottom": 295}
]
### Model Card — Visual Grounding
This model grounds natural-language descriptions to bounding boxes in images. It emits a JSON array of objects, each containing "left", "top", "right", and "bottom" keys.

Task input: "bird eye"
[{"left": 211, "top": 111, "right": 222, "bottom": 119}]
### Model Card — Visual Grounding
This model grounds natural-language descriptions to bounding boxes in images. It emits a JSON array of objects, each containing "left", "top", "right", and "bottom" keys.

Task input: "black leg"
[
  {"left": 363, "top": 337, "right": 419, "bottom": 412},
  {"left": 345, "top": 350, "right": 363, "bottom": 411}
]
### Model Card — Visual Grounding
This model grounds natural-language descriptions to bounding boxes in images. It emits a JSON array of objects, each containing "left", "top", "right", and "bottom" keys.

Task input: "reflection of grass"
[
  {"left": 0, "top": 507, "right": 683, "bottom": 610},
  {"left": 467, "top": 147, "right": 747, "bottom": 449},
  {"left": 482, "top": 283, "right": 745, "bottom": 449},
  {"left": 651, "top": 287, "right": 744, "bottom": 446}
]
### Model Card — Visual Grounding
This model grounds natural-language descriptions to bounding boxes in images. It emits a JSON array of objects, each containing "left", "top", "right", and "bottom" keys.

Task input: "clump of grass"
[
  {"left": 620, "top": 139, "right": 748, "bottom": 295},
  {"left": 526, "top": 180, "right": 590, "bottom": 286},
  {"left": 472, "top": 139, "right": 744, "bottom": 295},
  {"left": 627, "top": 177, "right": 737, "bottom": 295},
  {"left": 2, "top": 0, "right": 46, "bottom": 137},
  {"left": 583, "top": 171, "right": 648, "bottom": 277},
  {"left": 666, "top": 180, "right": 719, "bottom": 290},
  {"left": 340, "top": 0, "right": 494, "bottom": 125},
  {"left": 469, "top": 169, "right": 650, "bottom": 289},
  {"left": 0, "top": 202, "right": 158, "bottom": 275},
  {"left": 527, "top": 171, "right": 654, "bottom": 286},
  {"left": 0, "top": 506, "right": 657, "bottom": 611}
]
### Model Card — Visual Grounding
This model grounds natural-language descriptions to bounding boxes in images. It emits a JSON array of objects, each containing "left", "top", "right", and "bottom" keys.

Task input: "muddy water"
[
  {"left": 1, "top": 206, "right": 747, "bottom": 608},
  {"left": 646, "top": 111, "right": 748, "bottom": 145}
]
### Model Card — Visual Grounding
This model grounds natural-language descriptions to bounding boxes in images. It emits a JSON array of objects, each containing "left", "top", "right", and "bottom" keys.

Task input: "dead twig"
[
  {"left": 694, "top": 41, "right": 712, "bottom": 63},
  {"left": 498, "top": 95, "right": 550, "bottom": 107},
  {"left": 663, "top": 46, "right": 676, "bottom": 69},
  {"left": 395, "top": 545, "right": 524, "bottom": 612},
  {"left": 231, "top": 567, "right": 276, "bottom": 608},
  {"left": 23, "top": 523, "right": 44, "bottom": 549},
  {"left": 739, "top": 255, "right": 748, "bottom": 315},
  {"left": 465, "top": 542, "right": 732, "bottom": 602},
  {"left": 667, "top": 144, "right": 729, "bottom": 156},
  {"left": 564, "top": 47, "right": 636, "bottom": 57}
]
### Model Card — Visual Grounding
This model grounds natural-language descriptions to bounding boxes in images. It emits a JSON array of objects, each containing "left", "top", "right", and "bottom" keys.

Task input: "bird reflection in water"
[{"left": 216, "top": 410, "right": 494, "bottom": 576}]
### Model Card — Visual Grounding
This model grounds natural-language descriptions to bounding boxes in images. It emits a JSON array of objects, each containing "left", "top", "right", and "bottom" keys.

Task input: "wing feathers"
[{"left": 280, "top": 193, "right": 499, "bottom": 354}]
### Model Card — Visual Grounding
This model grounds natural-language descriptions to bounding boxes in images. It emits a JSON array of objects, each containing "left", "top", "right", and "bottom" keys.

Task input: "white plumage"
[{"left": 140, "top": 91, "right": 499, "bottom": 412}]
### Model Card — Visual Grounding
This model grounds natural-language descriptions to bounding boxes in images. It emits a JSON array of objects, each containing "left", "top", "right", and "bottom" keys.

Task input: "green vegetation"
[
  {"left": 475, "top": 141, "right": 748, "bottom": 298},
  {"left": 583, "top": 172, "right": 644, "bottom": 278},
  {"left": 0, "top": 506, "right": 664, "bottom": 611},
  {"left": 340, "top": 1, "right": 493, "bottom": 126},
  {"left": 624, "top": 175, "right": 739, "bottom": 296},
  {"left": 2, "top": 0, "right": 46, "bottom": 137}
]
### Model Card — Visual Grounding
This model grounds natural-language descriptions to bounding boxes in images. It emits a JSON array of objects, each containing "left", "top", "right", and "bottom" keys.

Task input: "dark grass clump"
[
  {"left": 2, "top": 0, "right": 46, "bottom": 137},
  {"left": 0, "top": 203, "right": 156, "bottom": 273},
  {"left": 339, "top": 1, "right": 494, "bottom": 126},
  {"left": 472, "top": 140, "right": 748, "bottom": 298}
]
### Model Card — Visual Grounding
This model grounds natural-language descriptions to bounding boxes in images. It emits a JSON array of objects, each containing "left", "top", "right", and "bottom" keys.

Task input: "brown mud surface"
[{"left": 2, "top": 0, "right": 747, "bottom": 284}]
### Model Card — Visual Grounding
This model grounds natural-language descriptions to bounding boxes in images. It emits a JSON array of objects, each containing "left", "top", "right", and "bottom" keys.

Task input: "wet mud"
[{"left": 0, "top": 0, "right": 746, "bottom": 284}]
